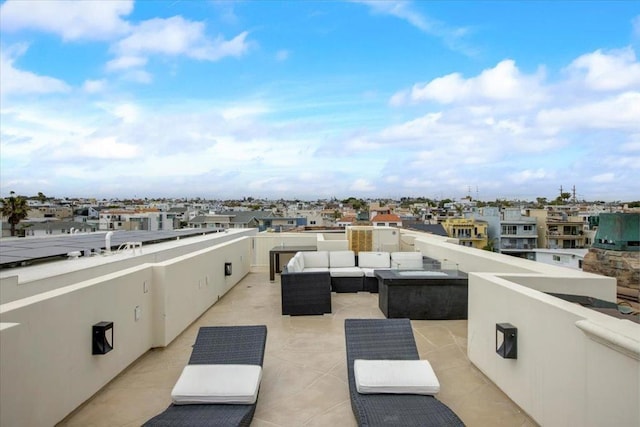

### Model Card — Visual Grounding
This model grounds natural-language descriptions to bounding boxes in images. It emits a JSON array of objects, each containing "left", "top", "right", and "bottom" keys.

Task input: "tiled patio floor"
[{"left": 59, "top": 272, "right": 538, "bottom": 427}]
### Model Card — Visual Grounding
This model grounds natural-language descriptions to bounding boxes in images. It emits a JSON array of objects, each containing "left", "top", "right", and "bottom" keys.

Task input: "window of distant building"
[
  {"left": 523, "top": 225, "right": 533, "bottom": 231},
  {"left": 553, "top": 255, "right": 561, "bottom": 262},
  {"left": 502, "top": 225, "right": 517, "bottom": 235}
]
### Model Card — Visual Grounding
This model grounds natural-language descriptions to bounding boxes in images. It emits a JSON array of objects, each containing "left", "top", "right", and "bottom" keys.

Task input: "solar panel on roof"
[{"left": 0, "top": 229, "right": 221, "bottom": 267}]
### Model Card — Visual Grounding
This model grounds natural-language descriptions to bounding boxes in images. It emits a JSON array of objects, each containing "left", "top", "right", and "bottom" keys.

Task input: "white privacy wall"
[
  {"left": 467, "top": 272, "right": 639, "bottom": 427},
  {"left": 0, "top": 236, "right": 252, "bottom": 427}
]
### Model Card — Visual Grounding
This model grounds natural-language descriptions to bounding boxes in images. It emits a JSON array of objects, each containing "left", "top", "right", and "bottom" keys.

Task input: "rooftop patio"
[
  {"left": 2, "top": 228, "right": 637, "bottom": 427},
  {"left": 59, "top": 271, "right": 536, "bottom": 427}
]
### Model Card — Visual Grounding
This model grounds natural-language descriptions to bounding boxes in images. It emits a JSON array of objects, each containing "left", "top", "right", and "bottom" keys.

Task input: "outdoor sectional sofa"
[{"left": 280, "top": 250, "right": 425, "bottom": 315}]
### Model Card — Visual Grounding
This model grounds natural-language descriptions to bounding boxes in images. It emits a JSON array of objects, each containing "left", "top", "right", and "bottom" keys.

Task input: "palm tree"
[{"left": 1, "top": 191, "right": 30, "bottom": 236}]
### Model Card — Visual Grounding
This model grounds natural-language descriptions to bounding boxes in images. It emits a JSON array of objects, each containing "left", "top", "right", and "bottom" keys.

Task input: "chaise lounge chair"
[
  {"left": 143, "top": 325, "right": 268, "bottom": 427},
  {"left": 344, "top": 318, "right": 464, "bottom": 426}
]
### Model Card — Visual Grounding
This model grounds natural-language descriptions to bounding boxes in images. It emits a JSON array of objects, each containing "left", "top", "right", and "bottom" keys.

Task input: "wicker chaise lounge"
[
  {"left": 344, "top": 319, "right": 464, "bottom": 426},
  {"left": 143, "top": 325, "right": 268, "bottom": 427}
]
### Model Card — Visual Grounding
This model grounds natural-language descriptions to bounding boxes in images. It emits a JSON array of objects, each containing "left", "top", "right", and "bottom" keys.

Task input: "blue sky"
[{"left": 1, "top": 1, "right": 639, "bottom": 201}]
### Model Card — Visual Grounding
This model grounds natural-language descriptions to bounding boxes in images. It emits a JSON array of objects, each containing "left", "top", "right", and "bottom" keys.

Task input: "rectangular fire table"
[{"left": 374, "top": 269, "right": 468, "bottom": 320}]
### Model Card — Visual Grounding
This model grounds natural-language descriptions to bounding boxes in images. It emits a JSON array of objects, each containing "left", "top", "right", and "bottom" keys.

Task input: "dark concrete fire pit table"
[{"left": 374, "top": 269, "right": 468, "bottom": 320}]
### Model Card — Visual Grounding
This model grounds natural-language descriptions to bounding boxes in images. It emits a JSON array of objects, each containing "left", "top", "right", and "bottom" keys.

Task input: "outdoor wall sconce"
[
  {"left": 496, "top": 323, "right": 517, "bottom": 359},
  {"left": 92, "top": 321, "right": 114, "bottom": 355},
  {"left": 224, "top": 262, "right": 232, "bottom": 276}
]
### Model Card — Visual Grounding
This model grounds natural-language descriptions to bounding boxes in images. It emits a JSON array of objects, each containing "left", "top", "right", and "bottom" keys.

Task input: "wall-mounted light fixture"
[
  {"left": 92, "top": 321, "right": 114, "bottom": 355},
  {"left": 496, "top": 323, "right": 517, "bottom": 359},
  {"left": 224, "top": 262, "right": 232, "bottom": 276}
]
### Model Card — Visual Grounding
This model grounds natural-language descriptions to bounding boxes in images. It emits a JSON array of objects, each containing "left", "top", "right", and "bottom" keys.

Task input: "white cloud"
[
  {"left": 351, "top": 178, "right": 376, "bottom": 192},
  {"left": 0, "top": 0, "right": 132, "bottom": 41},
  {"left": 106, "top": 56, "right": 148, "bottom": 72},
  {"left": 509, "top": 169, "right": 551, "bottom": 184},
  {"left": 591, "top": 173, "right": 615, "bottom": 183},
  {"left": 121, "top": 69, "right": 153, "bottom": 84},
  {"left": 0, "top": 45, "right": 70, "bottom": 96},
  {"left": 76, "top": 137, "right": 140, "bottom": 159},
  {"left": 113, "top": 16, "right": 249, "bottom": 61},
  {"left": 82, "top": 79, "right": 107, "bottom": 94},
  {"left": 276, "top": 49, "right": 290, "bottom": 61},
  {"left": 353, "top": 0, "right": 474, "bottom": 55},
  {"left": 400, "top": 60, "right": 546, "bottom": 106},
  {"left": 566, "top": 48, "right": 640, "bottom": 91},
  {"left": 537, "top": 92, "right": 640, "bottom": 131},
  {"left": 221, "top": 104, "right": 269, "bottom": 120}
]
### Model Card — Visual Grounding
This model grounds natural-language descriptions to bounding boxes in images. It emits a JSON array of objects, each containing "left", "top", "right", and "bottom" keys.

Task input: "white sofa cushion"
[
  {"left": 391, "top": 252, "right": 424, "bottom": 269},
  {"left": 358, "top": 252, "right": 391, "bottom": 268},
  {"left": 302, "top": 251, "right": 330, "bottom": 268},
  {"left": 330, "top": 267, "right": 365, "bottom": 277},
  {"left": 353, "top": 359, "right": 440, "bottom": 395},
  {"left": 329, "top": 250, "right": 356, "bottom": 268},
  {"left": 286, "top": 253, "right": 302, "bottom": 273},
  {"left": 171, "top": 364, "right": 262, "bottom": 405}
]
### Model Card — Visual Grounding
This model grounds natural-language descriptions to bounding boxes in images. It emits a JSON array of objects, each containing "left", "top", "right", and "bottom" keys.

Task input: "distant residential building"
[
  {"left": 99, "top": 209, "right": 172, "bottom": 231},
  {"left": 369, "top": 203, "right": 392, "bottom": 220},
  {"left": 466, "top": 207, "right": 501, "bottom": 251},
  {"left": 288, "top": 210, "right": 327, "bottom": 228},
  {"left": 165, "top": 207, "right": 194, "bottom": 228},
  {"left": 499, "top": 208, "right": 538, "bottom": 259},
  {"left": 27, "top": 205, "right": 73, "bottom": 220},
  {"left": 263, "top": 217, "right": 306, "bottom": 232},
  {"left": 534, "top": 248, "right": 588, "bottom": 270},
  {"left": 337, "top": 216, "right": 356, "bottom": 228},
  {"left": 527, "top": 208, "right": 586, "bottom": 249},
  {"left": 219, "top": 211, "right": 273, "bottom": 231},
  {"left": 371, "top": 214, "right": 402, "bottom": 228},
  {"left": 188, "top": 214, "right": 231, "bottom": 230},
  {"left": 441, "top": 218, "right": 488, "bottom": 249},
  {"left": 73, "top": 207, "right": 100, "bottom": 223}
]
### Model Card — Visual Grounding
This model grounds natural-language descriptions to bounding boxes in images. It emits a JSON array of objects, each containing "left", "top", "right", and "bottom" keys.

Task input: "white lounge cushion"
[
  {"left": 391, "top": 252, "right": 424, "bottom": 270},
  {"left": 330, "top": 250, "right": 356, "bottom": 268},
  {"left": 330, "top": 267, "right": 364, "bottom": 277},
  {"left": 171, "top": 364, "right": 262, "bottom": 405},
  {"left": 302, "top": 251, "right": 330, "bottom": 268},
  {"left": 358, "top": 252, "right": 391, "bottom": 268},
  {"left": 353, "top": 359, "right": 440, "bottom": 395}
]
